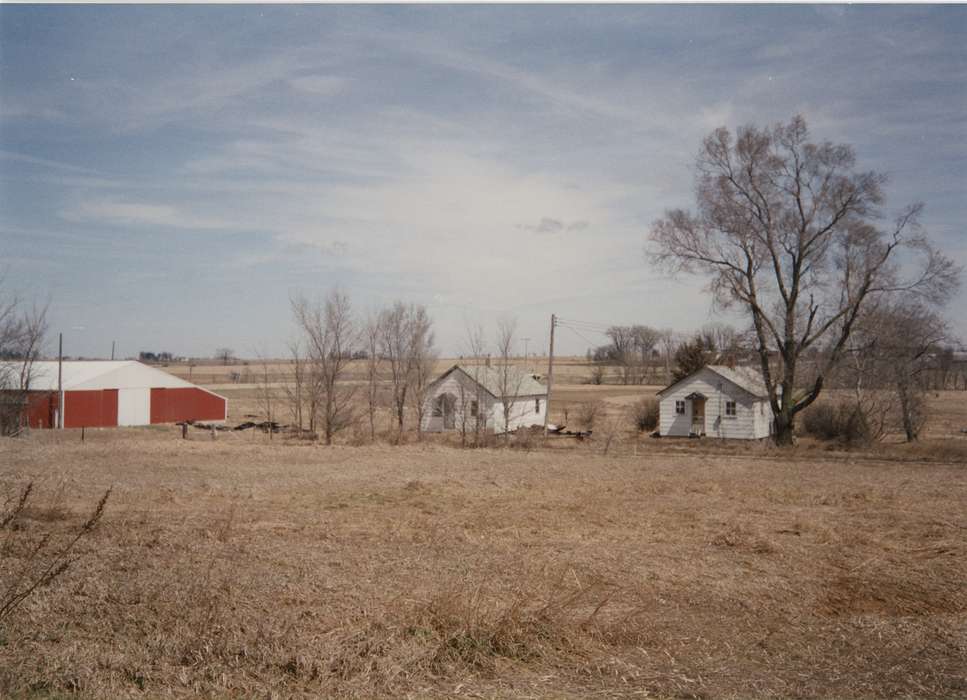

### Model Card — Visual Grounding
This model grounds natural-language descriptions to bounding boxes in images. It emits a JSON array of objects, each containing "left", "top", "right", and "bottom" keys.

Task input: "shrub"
[
  {"left": 631, "top": 398, "right": 659, "bottom": 433},
  {"left": 802, "top": 401, "right": 872, "bottom": 447},
  {"left": 575, "top": 401, "right": 605, "bottom": 432},
  {"left": 585, "top": 365, "right": 607, "bottom": 386}
]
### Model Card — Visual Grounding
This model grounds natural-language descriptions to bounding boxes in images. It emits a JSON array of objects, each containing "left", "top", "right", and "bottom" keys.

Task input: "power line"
[{"left": 561, "top": 324, "right": 600, "bottom": 349}]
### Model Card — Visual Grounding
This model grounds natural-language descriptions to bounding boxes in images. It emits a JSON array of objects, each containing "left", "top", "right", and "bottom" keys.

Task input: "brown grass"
[{"left": 1, "top": 427, "right": 966, "bottom": 698}]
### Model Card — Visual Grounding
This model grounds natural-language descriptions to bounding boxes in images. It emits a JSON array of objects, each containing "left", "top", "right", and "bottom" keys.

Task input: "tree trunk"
[{"left": 773, "top": 411, "right": 795, "bottom": 446}]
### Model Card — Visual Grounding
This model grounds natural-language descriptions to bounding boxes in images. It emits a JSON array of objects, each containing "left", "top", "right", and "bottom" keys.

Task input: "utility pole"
[
  {"left": 111, "top": 340, "right": 116, "bottom": 361},
  {"left": 57, "top": 332, "right": 63, "bottom": 429},
  {"left": 543, "top": 314, "right": 556, "bottom": 437},
  {"left": 522, "top": 337, "right": 530, "bottom": 363}
]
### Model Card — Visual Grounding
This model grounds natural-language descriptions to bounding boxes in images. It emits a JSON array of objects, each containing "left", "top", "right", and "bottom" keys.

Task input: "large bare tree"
[
  {"left": 291, "top": 290, "right": 358, "bottom": 445},
  {"left": 650, "top": 115, "right": 959, "bottom": 445}
]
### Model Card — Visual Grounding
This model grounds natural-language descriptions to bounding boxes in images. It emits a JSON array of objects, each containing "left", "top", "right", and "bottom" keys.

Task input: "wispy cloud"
[
  {"left": 1, "top": 4, "right": 964, "bottom": 356},
  {"left": 61, "top": 199, "right": 233, "bottom": 231}
]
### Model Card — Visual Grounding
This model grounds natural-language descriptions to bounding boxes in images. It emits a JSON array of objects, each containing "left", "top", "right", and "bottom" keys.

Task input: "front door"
[
  {"left": 441, "top": 393, "right": 457, "bottom": 429},
  {"left": 691, "top": 397, "right": 706, "bottom": 436}
]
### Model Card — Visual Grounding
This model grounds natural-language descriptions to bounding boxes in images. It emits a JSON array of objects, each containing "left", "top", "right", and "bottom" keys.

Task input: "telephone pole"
[
  {"left": 542, "top": 314, "right": 556, "bottom": 437},
  {"left": 57, "top": 332, "right": 63, "bottom": 429},
  {"left": 522, "top": 337, "right": 530, "bottom": 363}
]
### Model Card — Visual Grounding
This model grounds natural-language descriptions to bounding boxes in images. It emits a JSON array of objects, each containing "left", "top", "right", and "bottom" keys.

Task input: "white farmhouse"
[
  {"left": 657, "top": 365, "right": 775, "bottom": 439},
  {"left": 421, "top": 364, "right": 547, "bottom": 434}
]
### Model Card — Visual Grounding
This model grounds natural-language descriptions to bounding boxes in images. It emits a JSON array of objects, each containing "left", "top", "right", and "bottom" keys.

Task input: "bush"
[
  {"left": 575, "top": 401, "right": 605, "bottom": 432},
  {"left": 631, "top": 398, "right": 659, "bottom": 433},
  {"left": 585, "top": 365, "right": 607, "bottom": 385},
  {"left": 802, "top": 401, "right": 872, "bottom": 447}
]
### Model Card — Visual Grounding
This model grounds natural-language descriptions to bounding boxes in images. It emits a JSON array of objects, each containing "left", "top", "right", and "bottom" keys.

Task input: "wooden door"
[
  {"left": 442, "top": 394, "right": 456, "bottom": 429},
  {"left": 691, "top": 397, "right": 706, "bottom": 435}
]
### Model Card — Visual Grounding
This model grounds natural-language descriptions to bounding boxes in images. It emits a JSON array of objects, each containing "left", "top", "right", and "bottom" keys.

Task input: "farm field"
[
  {"left": 2, "top": 438, "right": 966, "bottom": 696},
  {"left": 1, "top": 362, "right": 966, "bottom": 698}
]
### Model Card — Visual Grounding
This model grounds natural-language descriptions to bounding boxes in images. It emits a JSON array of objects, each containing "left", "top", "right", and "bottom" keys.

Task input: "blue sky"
[{"left": 1, "top": 4, "right": 964, "bottom": 359}]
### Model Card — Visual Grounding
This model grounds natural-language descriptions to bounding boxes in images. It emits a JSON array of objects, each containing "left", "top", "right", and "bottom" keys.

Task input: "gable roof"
[
  {"left": 657, "top": 364, "right": 771, "bottom": 400},
  {"left": 431, "top": 364, "right": 547, "bottom": 398},
  {"left": 5, "top": 361, "right": 205, "bottom": 392}
]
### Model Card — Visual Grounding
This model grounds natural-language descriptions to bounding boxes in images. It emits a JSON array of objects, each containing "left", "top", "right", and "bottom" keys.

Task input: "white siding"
[
  {"left": 659, "top": 367, "right": 771, "bottom": 440},
  {"left": 117, "top": 388, "right": 151, "bottom": 426},
  {"left": 421, "top": 369, "right": 547, "bottom": 434},
  {"left": 421, "top": 371, "right": 495, "bottom": 434},
  {"left": 491, "top": 395, "right": 546, "bottom": 433}
]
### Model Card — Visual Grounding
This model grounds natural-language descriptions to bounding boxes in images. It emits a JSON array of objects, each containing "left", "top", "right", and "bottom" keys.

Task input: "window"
[
  {"left": 470, "top": 400, "right": 478, "bottom": 418},
  {"left": 432, "top": 396, "right": 443, "bottom": 417},
  {"left": 725, "top": 400, "right": 737, "bottom": 417},
  {"left": 535, "top": 398, "right": 541, "bottom": 413},
  {"left": 675, "top": 400, "right": 685, "bottom": 415}
]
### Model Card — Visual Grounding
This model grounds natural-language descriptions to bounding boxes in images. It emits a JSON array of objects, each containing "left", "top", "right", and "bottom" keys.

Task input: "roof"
[
  {"left": 5, "top": 361, "right": 207, "bottom": 392},
  {"left": 657, "top": 364, "right": 771, "bottom": 400},
  {"left": 433, "top": 364, "right": 547, "bottom": 398}
]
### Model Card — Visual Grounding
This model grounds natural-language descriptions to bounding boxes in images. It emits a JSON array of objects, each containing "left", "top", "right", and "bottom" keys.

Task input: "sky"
[{"left": 1, "top": 4, "right": 965, "bottom": 359}]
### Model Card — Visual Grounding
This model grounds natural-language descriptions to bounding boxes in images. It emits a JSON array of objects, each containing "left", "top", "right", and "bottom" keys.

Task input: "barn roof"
[
  {"left": 657, "top": 364, "right": 772, "bottom": 400},
  {"left": 432, "top": 364, "right": 547, "bottom": 398},
  {"left": 6, "top": 361, "right": 203, "bottom": 392}
]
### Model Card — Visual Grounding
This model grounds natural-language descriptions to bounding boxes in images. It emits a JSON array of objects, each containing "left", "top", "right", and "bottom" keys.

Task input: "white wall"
[
  {"left": 117, "top": 387, "right": 150, "bottom": 426},
  {"left": 491, "top": 395, "right": 546, "bottom": 433},
  {"left": 421, "top": 371, "right": 495, "bottom": 434},
  {"left": 659, "top": 367, "right": 771, "bottom": 439},
  {"left": 421, "top": 369, "right": 546, "bottom": 434}
]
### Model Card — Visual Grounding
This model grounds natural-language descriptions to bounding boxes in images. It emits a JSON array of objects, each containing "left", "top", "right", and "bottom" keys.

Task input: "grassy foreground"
[{"left": 1, "top": 431, "right": 965, "bottom": 698}]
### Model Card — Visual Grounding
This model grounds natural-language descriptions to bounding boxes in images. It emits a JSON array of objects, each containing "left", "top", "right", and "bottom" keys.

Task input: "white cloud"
[{"left": 61, "top": 199, "right": 232, "bottom": 231}]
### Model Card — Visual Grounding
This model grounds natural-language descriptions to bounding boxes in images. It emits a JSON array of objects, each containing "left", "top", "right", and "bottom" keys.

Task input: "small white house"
[
  {"left": 421, "top": 364, "right": 547, "bottom": 434},
  {"left": 657, "top": 365, "right": 775, "bottom": 439}
]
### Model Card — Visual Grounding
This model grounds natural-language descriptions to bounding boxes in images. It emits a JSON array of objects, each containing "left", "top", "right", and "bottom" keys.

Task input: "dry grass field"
[{"left": 1, "top": 361, "right": 966, "bottom": 698}]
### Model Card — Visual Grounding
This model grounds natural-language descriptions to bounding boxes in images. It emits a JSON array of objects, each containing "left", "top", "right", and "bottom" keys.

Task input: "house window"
[
  {"left": 725, "top": 400, "right": 737, "bottom": 417},
  {"left": 535, "top": 398, "right": 541, "bottom": 413},
  {"left": 470, "top": 400, "right": 478, "bottom": 418},
  {"left": 432, "top": 396, "right": 443, "bottom": 417},
  {"left": 675, "top": 400, "right": 685, "bottom": 415}
]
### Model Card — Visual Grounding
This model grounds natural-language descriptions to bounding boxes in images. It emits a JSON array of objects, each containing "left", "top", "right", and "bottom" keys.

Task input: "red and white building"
[{"left": 10, "top": 361, "right": 227, "bottom": 429}]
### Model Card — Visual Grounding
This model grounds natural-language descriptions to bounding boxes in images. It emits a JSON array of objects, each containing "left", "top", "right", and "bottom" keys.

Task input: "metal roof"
[
  {"left": 436, "top": 364, "right": 547, "bottom": 398},
  {"left": 5, "top": 361, "right": 200, "bottom": 392}
]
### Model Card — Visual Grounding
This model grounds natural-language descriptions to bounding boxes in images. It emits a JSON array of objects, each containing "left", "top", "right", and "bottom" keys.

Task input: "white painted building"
[
  {"left": 421, "top": 364, "right": 547, "bottom": 434},
  {"left": 657, "top": 365, "right": 775, "bottom": 440}
]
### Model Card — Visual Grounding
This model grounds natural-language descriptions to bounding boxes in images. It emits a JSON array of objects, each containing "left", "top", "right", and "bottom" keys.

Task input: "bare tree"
[
  {"left": 282, "top": 340, "right": 307, "bottom": 436},
  {"left": 214, "top": 347, "right": 235, "bottom": 365},
  {"left": 650, "top": 115, "right": 960, "bottom": 445},
  {"left": 0, "top": 289, "right": 48, "bottom": 436},
  {"left": 494, "top": 317, "right": 526, "bottom": 440},
  {"left": 379, "top": 302, "right": 412, "bottom": 441},
  {"left": 254, "top": 353, "right": 277, "bottom": 440},
  {"left": 291, "top": 290, "right": 358, "bottom": 445},
  {"left": 658, "top": 329, "right": 678, "bottom": 386},
  {"left": 458, "top": 322, "right": 489, "bottom": 446},
  {"left": 702, "top": 323, "right": 749, "bottom": 367},
  {"left": 851, "top": 300, "right": 949, "bottom": 441},
  {"left": 363, "top": 312, "right": 384, "bottom": 441},
  {"left": 407, "top": 307, "right": 436, "bottom": 441},
  {"left": 377, "top": 302, "right": 435, "bottom": 441}
]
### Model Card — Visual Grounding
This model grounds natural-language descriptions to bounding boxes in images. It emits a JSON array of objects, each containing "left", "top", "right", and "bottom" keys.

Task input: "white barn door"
[{"left": 117, "top": 388, "right": 150, "bottom": 426}]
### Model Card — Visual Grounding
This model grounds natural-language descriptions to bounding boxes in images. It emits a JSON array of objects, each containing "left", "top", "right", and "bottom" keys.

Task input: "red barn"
[{"left": 10, "top": 361, "right": 227, "bottom": 429}]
